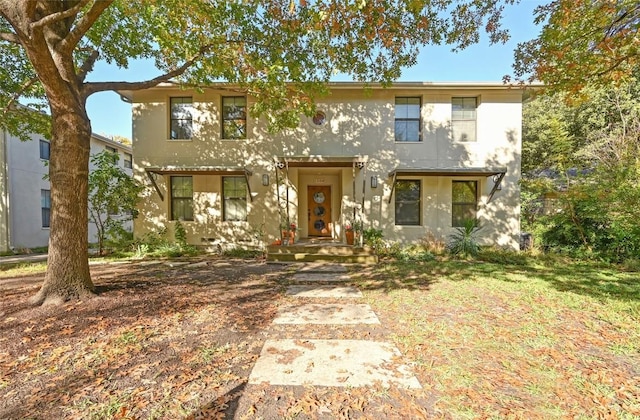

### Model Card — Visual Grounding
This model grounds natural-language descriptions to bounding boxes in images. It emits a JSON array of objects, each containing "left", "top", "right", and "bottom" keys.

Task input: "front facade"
[
  {"left": 0, "top": 129, "right": 133, "bottom": 252},
  {"left": 128, "top": 82, "right": 522, "bottom": 250}
]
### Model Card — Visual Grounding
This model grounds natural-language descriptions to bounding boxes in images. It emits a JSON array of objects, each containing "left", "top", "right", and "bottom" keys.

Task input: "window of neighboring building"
[
  {"left": 395, "top": 180, "right": 421, "bottom": 225},
  {"left": 124, "top": 153, "right": 132, "bottom": 169},
  {"left": 223, "top": 176, "right": 248, "bottom": 221},
  {"left": 41, "top": 189, "right": 51, "bottom": 228},
  {"left": 222, "top": 96, "right": 247, "bottom": 139},
  {"left": 39, "top": 140, "right": 50, "bottom": 160},
  {"left": 170, "top": 176, "right": 194, "bottom": 221},
  {"left": 452, "top": 97, "right": 477, "bottom": 142},
  {"left": 452, "top": 180, "right": 478, "bottom": 227},
  {"left": 170, "top": 97, "right": 193, "bottom": 140},
  {"left": 394, "top": 97, "right": 421, "bottom": 142}
]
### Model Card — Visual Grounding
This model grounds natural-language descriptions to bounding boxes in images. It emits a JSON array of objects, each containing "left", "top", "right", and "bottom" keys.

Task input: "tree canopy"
[
  {"left": 512, "top": 0, "right": 640, "bottom": 94},
  {"left": 0, "top": 0, "right": 515, "bottom": 305}
]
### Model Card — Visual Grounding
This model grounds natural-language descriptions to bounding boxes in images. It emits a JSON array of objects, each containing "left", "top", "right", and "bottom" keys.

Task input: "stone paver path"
[
  {"left": 286, "top": 285, "right": 362, "bottom": 298},
  {"left": 248, "top": 263, "right": 421, "bottom": 389},
  {"left": 273, "top": 303, "right": 380, "bottom": 324}
]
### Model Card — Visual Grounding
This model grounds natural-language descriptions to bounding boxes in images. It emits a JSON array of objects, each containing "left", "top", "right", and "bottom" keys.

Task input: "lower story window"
[
  {"left": 452, "top": 180, "right": 478, "bottom": 227},
  {"left": 41, "top": 189, "right": 51, "bottom": 228},
  {"left": 395, "top": 180, "right": 421, "bottom": 225},
  {"left": 171, "top": 176, "right": 194, "bottom": 221},
  {"left": 223, "top": 176, "right": 247, "bottom": 221}
]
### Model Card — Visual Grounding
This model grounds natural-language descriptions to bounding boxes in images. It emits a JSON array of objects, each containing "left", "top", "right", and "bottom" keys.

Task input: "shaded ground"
[{"left": 1, "top": 256, "right": 639, "bottom": 419}]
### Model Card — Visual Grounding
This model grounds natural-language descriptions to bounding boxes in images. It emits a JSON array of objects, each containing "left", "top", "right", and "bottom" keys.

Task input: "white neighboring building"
[{"left": 0, "top": 130, "right": 133, "bottom": 252}]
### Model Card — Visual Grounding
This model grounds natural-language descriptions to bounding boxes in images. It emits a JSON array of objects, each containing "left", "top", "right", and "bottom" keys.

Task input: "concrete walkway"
[
  {"left": 0, "top": 253, "right": 48, "bottom": 266},
  {"left": 248, "top": 263, "right": 421, "bottom": 389}
]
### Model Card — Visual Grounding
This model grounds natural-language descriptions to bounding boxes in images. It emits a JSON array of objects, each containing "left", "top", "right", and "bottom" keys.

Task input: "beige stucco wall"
[{"left": 131, "top": 83, "right": 522, "bottom": 249}]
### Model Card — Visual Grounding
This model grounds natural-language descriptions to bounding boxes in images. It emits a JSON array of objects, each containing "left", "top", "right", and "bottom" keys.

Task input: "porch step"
[{"left": 266, "top": 245, "right": 378, "bottom": 264}]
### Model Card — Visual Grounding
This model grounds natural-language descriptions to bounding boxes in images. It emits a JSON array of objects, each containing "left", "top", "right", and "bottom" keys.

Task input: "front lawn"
[
  {"left": 357, "top": 256, "right": 640, "bottom": 418},
  {"left": 0, "top": 254, "right": 638, "bottom": 418}
]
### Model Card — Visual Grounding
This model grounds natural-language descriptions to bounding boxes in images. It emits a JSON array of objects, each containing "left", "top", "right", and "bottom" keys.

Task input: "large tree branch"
[
  {"left": 77, "top": 49, "right": 99, "bottom": 83},
  {"left": 30, "top": 0, "right": 90, "bottom": 31},
  {"left": 59, "top": 0, "right": 113, "bottom": 54},
  {"left": 83, "top": 45, "right": 212, "bottom": 97}
]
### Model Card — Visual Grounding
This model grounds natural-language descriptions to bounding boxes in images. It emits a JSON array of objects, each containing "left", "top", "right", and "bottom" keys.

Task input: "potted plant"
[
  {"left": 280, "top": 220, "right": 290, "bottom": 245},
  {"left": 344, "top": 223, "right": 355, "bottom": 245},
  {"left": 289, "top": 222, "right": 297, "bottom": 244}
]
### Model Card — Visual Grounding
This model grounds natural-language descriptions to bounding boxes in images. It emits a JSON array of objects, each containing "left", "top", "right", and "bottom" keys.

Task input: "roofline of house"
[
  {"left": 91, "top": 132, "right": 132, "bottom": 153},
  {"left": 118, "top": 80, "right": 542, "bottom": 101}
]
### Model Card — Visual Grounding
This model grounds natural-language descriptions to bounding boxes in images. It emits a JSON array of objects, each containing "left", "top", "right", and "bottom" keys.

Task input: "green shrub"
[
  {"left": 448, "top": 219, "right": 482, "bottom": 258},
  {"left": 222, "top": 248, "right": 262, "bottom": 259},
  {"left": 363, "top": 227, "right": 383, "bottom": 245}
]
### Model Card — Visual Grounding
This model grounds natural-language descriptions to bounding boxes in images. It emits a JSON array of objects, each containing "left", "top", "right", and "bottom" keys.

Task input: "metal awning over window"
[
  {"left": 144, "top": 166, "right": 253, "bottom": 201},
  {"left": 387, "top": 167, "right": 507, "bottom": 203},
  {"left": 274, "top": 155, "right": 368, "bottom": 168}
]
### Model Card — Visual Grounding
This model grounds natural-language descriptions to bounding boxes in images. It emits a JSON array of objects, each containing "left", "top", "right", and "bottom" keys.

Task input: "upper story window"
[
  {"left": 223, "top": 176, "right": 248, "bottom": 221},
  {"left": 222, "top": 96, "right": 247, "bottom": 139},
  {"left": 124, "top": 153, "right": 132, "bottom": 169},
  {"left": 452, "top": 180, "right": 478, "bottom": 227},
  {"left": 452, "top": 97, "right": 477, "bottom": 142},
  {"left": 395, "top": 97, "right": 421, "bottom": 142},
  {"left": 39, "top": 140, "right": 50, "bottom": 160},
  {"left": 170, "top": 97, "right": 193, "bottom": 140},
  {"left": 170, "top": 176, "right": 194, "bottom": 221},
  {"left": 395, "top": 180, "right": 421, "bottom": 225}
]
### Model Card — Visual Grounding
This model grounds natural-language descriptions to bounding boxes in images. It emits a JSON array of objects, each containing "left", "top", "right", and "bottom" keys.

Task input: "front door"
[{"left": 307, "top": 185, "right": 332, "bottom": 237}]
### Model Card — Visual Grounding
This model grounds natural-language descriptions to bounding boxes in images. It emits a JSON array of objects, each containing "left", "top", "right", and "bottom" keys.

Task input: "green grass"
[
  {"left": 0, "top": 262, "right": 47, "bottom": 278},
  {"left": 355, "top": 255, "right": 640, "bottom": 419}
]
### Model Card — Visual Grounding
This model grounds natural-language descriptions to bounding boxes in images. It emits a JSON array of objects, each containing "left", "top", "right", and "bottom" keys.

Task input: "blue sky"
[{"left": 86, "top": 0, "right": 543, "bottom": 140}]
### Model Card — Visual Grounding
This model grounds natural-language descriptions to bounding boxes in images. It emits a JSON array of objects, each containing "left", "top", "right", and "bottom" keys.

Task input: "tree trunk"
[{"left": 30, "top": 108, "right": 94, "bottom": 306}]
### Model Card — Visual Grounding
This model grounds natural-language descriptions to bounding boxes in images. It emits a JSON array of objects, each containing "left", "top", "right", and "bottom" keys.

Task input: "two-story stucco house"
[
  {"left": 0, "top": 129, "right": 133, "bottom": 252},
  {"left": 125, "top": 82, "right": 522, "bottom": 250}
]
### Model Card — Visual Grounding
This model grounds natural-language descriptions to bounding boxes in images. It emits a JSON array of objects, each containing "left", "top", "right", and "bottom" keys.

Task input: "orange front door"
[{"left": 307, "top": 185, "right": 332, "bottom": 237}]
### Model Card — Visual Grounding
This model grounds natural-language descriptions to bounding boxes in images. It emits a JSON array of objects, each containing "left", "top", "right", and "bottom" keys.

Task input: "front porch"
[{"left": 266, "top": 237, "right": 378, "bottom": 264}]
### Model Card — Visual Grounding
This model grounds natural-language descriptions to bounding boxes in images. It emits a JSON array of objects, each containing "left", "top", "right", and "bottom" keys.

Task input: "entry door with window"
[{"left": 307, "top": 186, "right": 331, "bottom": 237}]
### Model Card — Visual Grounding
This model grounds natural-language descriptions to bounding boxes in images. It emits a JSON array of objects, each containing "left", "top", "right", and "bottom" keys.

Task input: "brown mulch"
[{"left": 0, "top": 257, "right": 433, "bottom": 420}]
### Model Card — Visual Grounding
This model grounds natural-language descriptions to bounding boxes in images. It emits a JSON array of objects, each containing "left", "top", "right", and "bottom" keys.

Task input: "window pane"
[
  {"left": 395, "top": 121, "right": 407, "bottom": 141},
  {"left": 452, "top": 120, "right": 476, "bottom": 142},
  {"left": 395, "top": 180, "right": 420, "bottom": 225}
]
